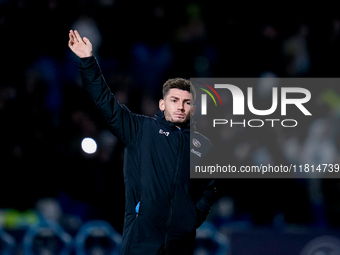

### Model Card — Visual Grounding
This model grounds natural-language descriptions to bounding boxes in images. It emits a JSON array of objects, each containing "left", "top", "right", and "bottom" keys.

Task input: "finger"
[
  {"left": 83, "top": 37, "right": 91, "bottom": 45},
  {"left": 68, "top": 31, "right": 74, "bottom": 45},
  {"left": 68, "top": 32, "right": 75, "bottom": 48},
  {"left": 74, "top": 30, "right": 82, "bottom": 43},
  {"left": 68, "top": 38, "right": 73, "bottom": 48},
  {"left": 69, "top": 30, "right": 77, "bottom": 43},
  {"left": 68, "top": 32, "right": 73, "bottom": 46},
  {"left": 72, "top": 30, "right": 79, "bottom": 42},
  {"left": 69, "top": 31, "right": 75, "bottom": 43}
]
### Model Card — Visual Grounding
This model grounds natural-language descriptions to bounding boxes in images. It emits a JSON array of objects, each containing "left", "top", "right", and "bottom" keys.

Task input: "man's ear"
[{"left": 159, "top": 99, "right": 165, "bottom": 111}]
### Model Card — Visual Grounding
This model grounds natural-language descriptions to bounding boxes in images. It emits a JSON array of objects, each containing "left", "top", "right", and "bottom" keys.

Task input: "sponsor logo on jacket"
[
  {"left": 192, "top": 138, "right": 201, "bottom": 148},
  {"left": 191, "top": 148, "right": 201, "bottom": 157},
  {"left": 159, "top": 129, "right": 170, "bottom": 136}
]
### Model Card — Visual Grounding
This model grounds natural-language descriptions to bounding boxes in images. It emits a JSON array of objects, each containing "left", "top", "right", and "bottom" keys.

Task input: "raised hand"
[{"left": 68, "top": 30, "right": 93, "bottom": 58}]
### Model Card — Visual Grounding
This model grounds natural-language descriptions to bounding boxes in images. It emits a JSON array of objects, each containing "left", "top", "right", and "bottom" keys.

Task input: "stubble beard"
[{"left": 164, "top": 109, "right": 190, "bottom": 126}]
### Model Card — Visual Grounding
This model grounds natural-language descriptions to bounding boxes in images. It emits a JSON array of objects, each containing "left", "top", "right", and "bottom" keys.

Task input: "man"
[{"left": 68, "top": 30, "right": 215, "bottom": 255}]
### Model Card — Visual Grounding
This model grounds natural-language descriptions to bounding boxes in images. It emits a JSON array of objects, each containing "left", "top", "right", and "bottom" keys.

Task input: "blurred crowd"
[{"left": 2, "top": 0, "right": 340, "bottom": 253}]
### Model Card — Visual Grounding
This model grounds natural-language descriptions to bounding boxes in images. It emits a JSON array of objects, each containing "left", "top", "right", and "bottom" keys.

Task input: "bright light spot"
[{"left": 81, "top": 138, "right": 97, "bottom": 154}]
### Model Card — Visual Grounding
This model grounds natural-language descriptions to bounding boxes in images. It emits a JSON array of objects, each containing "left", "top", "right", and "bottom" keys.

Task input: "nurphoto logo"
[{"left": 194, "top": 79, "right": 312, "bottom": 128}]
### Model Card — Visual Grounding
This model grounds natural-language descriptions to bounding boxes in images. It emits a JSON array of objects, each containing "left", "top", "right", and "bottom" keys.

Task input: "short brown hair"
[{"left": 162, "top": 78, "right": 196, "bottom": 102}]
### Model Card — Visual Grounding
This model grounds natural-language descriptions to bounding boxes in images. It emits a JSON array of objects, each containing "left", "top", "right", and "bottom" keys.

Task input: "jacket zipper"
[{"left": 163, "top": 127, "right": 184, "bottom": 252}]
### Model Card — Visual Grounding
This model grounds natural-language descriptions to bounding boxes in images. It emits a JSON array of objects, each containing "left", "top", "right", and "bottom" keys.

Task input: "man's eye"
[
  {"left": 185, "top": 102, "right": 190, "bottom": 105},
  {"left": 171, "top": 100, "right": 176, "bottom": 102}
]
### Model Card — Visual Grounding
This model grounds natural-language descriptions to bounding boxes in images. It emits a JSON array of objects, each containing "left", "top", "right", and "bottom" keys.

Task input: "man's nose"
[{"left": 177, "top": 102, "right": 184, "bottom": 110}]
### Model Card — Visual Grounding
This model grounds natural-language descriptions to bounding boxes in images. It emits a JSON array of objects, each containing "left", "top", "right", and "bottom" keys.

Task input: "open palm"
[{"left": 68, "top": 30, "right": 93, "bottom": 58}]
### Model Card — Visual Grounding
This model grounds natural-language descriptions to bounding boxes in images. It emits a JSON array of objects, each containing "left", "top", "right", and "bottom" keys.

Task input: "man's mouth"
[{"left": 174, "top": 113, "right": 185, "bottom": 118}]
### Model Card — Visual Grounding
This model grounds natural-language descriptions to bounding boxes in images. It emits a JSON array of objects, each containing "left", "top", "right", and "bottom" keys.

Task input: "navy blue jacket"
[{"left": 79, "top": 56, "right": 215, "bottom": 255}]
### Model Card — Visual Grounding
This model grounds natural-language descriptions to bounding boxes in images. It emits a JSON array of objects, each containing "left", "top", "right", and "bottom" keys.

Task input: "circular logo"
[{"left": 192, "top": 138, "right": 201, "bottom": 148}]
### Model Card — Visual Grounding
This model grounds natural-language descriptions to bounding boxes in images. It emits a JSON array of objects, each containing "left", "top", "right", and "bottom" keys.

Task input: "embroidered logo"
[
  {"left": 159, "top": 129, "right": 170, "bottom": 136},
  {"left": 192, "top": 138, "right": 201, "bottom": 148}
]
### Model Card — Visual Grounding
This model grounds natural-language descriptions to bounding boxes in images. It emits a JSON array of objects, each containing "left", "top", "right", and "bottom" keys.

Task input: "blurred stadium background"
[{"left": 2, "top": 1, "right": 340, "bottom": 254}]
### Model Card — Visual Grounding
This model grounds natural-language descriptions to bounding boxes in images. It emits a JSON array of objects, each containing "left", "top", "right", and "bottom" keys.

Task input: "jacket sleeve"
[
  {"left": 78, "top": 56, "right": 142, "bottom": 147},
  {"left": 195, "top": 179, "right": 217, "bottom": 228},
  {"left": 194, "top": 140, "right": 218, "bottom": 228}
]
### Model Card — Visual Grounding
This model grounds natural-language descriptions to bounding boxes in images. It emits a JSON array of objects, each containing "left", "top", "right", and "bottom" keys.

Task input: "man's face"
[{"left": 159, "top": 88, "right": 196, "bottom": 126}]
